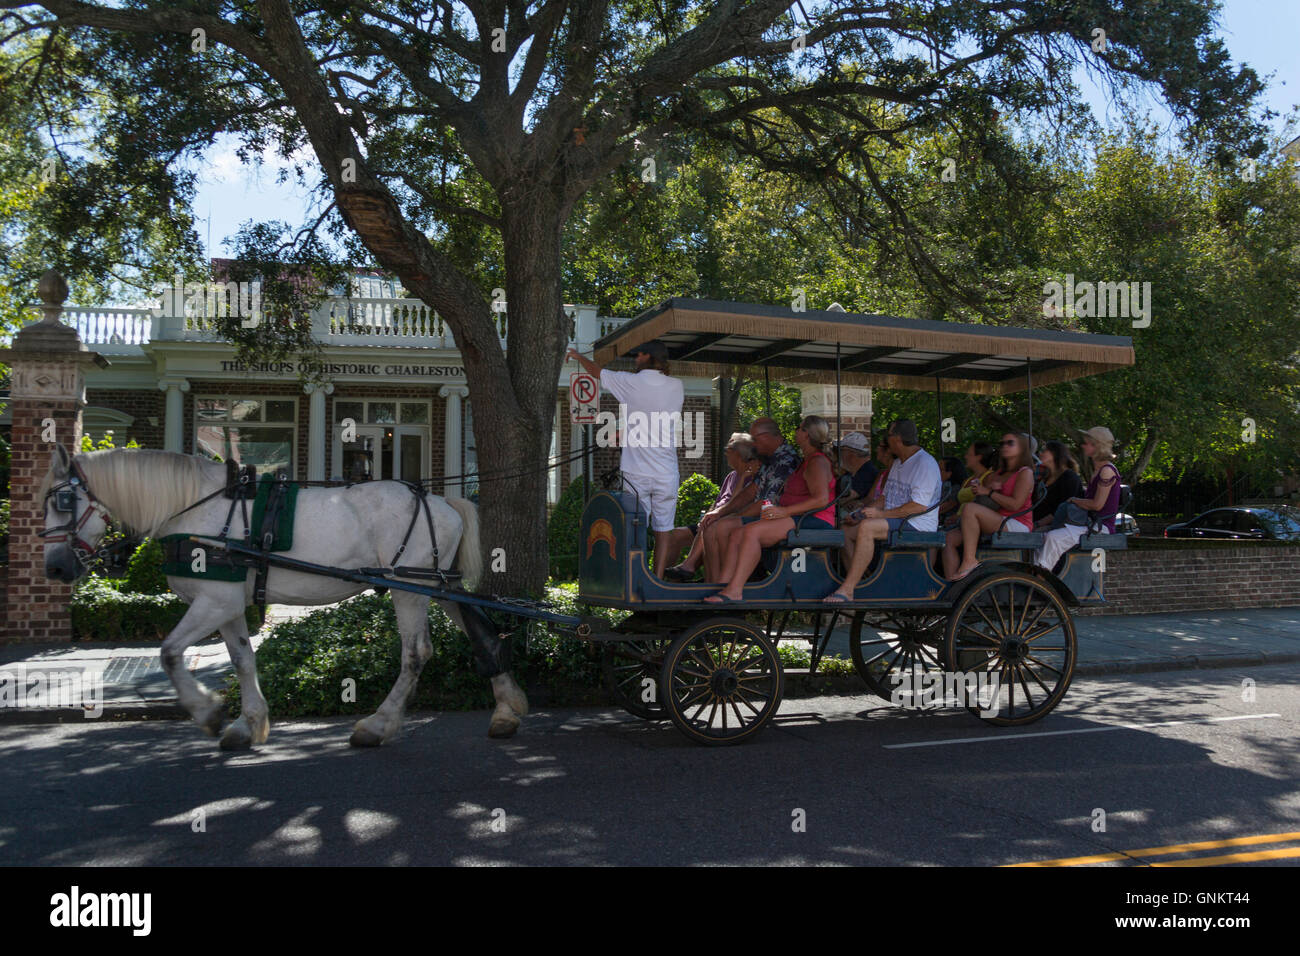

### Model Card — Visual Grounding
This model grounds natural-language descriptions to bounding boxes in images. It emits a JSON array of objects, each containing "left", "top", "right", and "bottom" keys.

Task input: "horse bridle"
[{"left": 39, "top": 459, "right": 114, "bottom": 566}]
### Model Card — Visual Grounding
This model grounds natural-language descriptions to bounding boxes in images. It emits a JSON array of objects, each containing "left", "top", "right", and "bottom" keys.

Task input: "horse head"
[{"left": 40, "top": 444, "right": 113, "bottom": 582}]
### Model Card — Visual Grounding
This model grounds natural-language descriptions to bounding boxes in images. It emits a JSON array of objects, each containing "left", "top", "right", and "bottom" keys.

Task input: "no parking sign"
[{"left": 570, "top": 371, "right": 599, "bottom": 424}]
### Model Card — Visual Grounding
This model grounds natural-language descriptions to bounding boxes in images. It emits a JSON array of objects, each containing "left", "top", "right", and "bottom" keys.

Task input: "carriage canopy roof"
[{"left": 592, "top": 299, "right": 1134, "bottom": 395}]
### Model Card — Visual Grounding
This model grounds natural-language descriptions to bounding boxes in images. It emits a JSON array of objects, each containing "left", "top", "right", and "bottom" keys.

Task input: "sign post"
[{"left": 570, "top": 371, "right": 599, "bottom": 502}]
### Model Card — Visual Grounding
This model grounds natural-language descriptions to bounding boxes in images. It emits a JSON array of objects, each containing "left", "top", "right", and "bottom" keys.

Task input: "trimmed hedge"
[
  {"left": 70, "top": 536, "right": 260, "bottom": 641},
  {"left": 226, "top": 584, "right": 630, "bottom": 715}
]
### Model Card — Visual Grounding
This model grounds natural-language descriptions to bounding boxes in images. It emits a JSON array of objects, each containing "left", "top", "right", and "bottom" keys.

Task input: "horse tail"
[{"left": 445, "top": 497, "right": 482, "bottom": 591}]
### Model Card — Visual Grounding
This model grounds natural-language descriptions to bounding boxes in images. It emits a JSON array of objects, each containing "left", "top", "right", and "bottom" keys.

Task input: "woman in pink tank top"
[
  {"left": 943, "top": 431, "right": 1036, "bottom": 581},
  {"left": 705, "top": 415, "right": 836, "bottom": 604}
]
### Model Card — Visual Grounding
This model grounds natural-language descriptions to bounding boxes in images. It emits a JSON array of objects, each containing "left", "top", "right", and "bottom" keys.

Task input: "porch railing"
[{"left": 48, "top": 297, "right": 612, "bottom": 353}]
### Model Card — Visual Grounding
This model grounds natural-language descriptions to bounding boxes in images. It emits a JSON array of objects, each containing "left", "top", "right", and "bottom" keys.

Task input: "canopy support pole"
[
  {"left": 935, "top": 374, "right": 944, "bottom": 459},
  {"left": 764, "top": 365, "right": 771, "bottom": 418},
  {"left": 1026, "top": 356, "right": 1034, "bottom": 440},
  {"left": 835, "top": 342, "right": 842, "bottom": 444}
]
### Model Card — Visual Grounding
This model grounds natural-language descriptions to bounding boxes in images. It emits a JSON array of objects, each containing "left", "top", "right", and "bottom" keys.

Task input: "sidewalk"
[{"left": 2, "top": 605, "right": 1299, "bottom": 722}]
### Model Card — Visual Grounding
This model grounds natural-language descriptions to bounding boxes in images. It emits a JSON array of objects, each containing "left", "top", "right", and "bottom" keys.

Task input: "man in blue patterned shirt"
[{"left": 699, "top": 417, "right": 801, "bottom": 581}]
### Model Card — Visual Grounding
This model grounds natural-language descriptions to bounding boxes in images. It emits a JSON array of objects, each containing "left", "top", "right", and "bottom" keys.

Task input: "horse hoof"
[
  {"left": 219, "top": 725, "right": 252, "bottom": 751},
  {"left": 198, "top": 704, "right": 226, "bottom": 738},
  {"left": 349, "top": 726, "right": 385, "bottom": 748},
  {"left": 488, "top": 706, "right": 520, "bottom": 738}
]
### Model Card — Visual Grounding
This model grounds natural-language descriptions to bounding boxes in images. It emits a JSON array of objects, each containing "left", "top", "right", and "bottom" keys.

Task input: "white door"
[{"left": 338, "top": 425, "right": 385, "bottom": 481}]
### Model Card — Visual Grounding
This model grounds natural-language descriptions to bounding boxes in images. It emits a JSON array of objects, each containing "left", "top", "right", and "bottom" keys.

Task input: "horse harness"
[
  {"left": 47, "top": 458, "right": 457, "bottom": 603},
  {"left": 39, "top": 458, "right": 116, "bottom": 567},
  {"left": 168, "top": 460, "right": 457, "bottom": 604}
]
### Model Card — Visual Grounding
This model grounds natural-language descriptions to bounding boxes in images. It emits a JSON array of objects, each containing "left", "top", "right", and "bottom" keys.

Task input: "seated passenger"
[
  {"left": 840, "top": 434, "right": 892, "bottom": 557},
  {"left": 942, "top": 442, "right": 997, "bottom": 531},
  {"left": 663, "top": 434, "right": 761, "bottom": 582},
  {"left": 1032, "top": 440, "right": 1084, "bottom": 530},
  {"left": 703, "top": 416, "right": 835, "bottom": 603},
  {"left": 700, "top": 417, "right": 800, "bottom": 582},
  {"left": 833, "top": 431, "right": 878, "bottom": 510},
  {"left": 1035, "top": 427, "right": 1122, "bottom": 571},
  {"left": 824, "top": 419, "right": 941, "bottom": 603},
  {"left": 936, "top": 456, "right": 968, "bottom": 522},
  {"left": 943, "top": 431, "right": 1035, "bottom": 581}
]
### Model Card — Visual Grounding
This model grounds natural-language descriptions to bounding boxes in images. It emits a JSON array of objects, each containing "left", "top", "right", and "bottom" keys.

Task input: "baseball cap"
[
  {"left": 832, "top": 431, "right": 871, "bottom": 454},
  {"left": 627, "top": 340, "right": 669, "bottom": 363}
]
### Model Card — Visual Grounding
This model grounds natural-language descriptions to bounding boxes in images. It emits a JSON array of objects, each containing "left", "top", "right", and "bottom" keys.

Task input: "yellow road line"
[
  {"left": 1005, "top": 830, "right": 1300, "bottom": 867},
  {"left": 1153, "top": 846, "right": 1300, "bottom": 867}
]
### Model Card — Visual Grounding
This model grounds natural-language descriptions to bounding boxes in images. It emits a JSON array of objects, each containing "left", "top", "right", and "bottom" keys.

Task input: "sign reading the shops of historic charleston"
[{"left": 218, "top": 360, "right": 466, "bottom": 377}]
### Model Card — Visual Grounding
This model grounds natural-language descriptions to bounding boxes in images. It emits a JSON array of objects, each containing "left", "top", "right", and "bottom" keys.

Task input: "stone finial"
[
  {"left": 39, "top": 268, "right": 70, "bottom": 323},
  {"left": 10, "top": 268, "right": 84, "bottom": 353}
]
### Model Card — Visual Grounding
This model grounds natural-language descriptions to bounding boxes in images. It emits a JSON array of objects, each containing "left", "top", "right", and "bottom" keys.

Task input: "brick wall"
[
  {"left": 1079, "top": 545, "right": 1300, "bottom": 615},
  {"left": 85, "top": 388, "right": 164, "bottom": 449},
  {"left": 5, "top": 396, "right": 81, "bottom": 643}
]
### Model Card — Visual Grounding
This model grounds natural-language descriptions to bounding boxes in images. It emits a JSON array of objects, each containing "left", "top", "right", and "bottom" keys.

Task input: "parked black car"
[{"left": 1163, "top": 505, "right": 1300, "bottom": 541}]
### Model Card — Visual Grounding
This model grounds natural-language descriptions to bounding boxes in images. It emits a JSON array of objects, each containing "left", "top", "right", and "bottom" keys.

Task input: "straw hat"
[{"left": 1082, "top": 426, "right": 1115, "bottom": 458}]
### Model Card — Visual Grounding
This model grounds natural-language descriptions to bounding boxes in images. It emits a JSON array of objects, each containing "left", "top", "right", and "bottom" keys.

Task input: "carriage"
[{"left": 572, "top": 299, "right": 1135, "bottom": 745}]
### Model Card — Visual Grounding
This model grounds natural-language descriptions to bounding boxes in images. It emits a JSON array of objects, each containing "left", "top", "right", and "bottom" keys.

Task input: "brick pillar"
[
  {"left": 0, "top": 270, "right": 108, "bottom": 644},
  {"left": 798, "top": 384, "right": 873, "bottom": 441}
]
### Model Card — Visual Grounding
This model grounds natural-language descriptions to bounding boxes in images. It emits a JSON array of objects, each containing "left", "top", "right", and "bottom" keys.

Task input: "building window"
[{"left": 195, "top": 397, "right": 297, "bottom": 476}]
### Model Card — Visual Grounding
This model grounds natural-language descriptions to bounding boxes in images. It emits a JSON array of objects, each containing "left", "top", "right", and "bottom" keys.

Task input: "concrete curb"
[
  {"left": 1074, "top": 650, "right": 1300, "bottom": 676},
  {"left": 0, "top": 701, "right": 190, "bottom": 725}
]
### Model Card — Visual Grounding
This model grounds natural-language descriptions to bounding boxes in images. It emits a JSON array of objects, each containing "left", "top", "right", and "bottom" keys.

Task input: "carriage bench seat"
[
  {"left": 988, "top": 531, "right": 1045, "bottom": 549},
  {"left": 888, "top": 530, "right": 946, "bottom": 548},
  {"left": 1078, "top": 533, "right": 1127, "bottom": 550},
  {"left": 784, "top": 528, "right": 846, "bottom": 549}
]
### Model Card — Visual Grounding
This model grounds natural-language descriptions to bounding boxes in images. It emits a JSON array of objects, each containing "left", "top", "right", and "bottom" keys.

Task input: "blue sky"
[{"left": 189, "top": 0, "right": 1300, "bottom": 264}]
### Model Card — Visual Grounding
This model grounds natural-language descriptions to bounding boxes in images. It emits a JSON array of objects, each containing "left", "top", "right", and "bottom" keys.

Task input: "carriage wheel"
[
  {"left": 942, "top": 570, "right": 1076, "bottom": 726},
  {"left": 660, "top": 617, "right": 784, "bottom": 746},
  {"left": 601, "top": 638, "right": 672, "bottom": 720},
  {"left": 848, "top": 610, "right": 948, "bottom": 705}
]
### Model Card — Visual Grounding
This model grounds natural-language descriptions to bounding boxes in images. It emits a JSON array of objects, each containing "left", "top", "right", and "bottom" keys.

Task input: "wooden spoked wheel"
[
  {"left": 942, "top": 570, "right": 1077, "bottom": 726},
  {"left": 660, "top": 617, "right": 784, "bottom": 746},
  {"left": 602, "top": 638, "right": 673, "bottom": 720},
  {"left": 848, "top": 610, "right": 948, "bottom": 705}
]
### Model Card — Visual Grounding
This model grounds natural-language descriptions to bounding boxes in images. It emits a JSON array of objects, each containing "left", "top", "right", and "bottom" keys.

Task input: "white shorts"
[{"left": 620, "top": 470, "right": 678, "bottom": 533}]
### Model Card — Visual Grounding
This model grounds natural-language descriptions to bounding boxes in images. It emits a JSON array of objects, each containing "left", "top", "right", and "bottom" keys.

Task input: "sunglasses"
[{"left": 1000, "top": 439, "right": 1018, "bottom": 446}]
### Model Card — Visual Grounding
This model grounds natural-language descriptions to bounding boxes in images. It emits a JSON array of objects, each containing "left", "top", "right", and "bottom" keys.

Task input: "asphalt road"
[{"left": 4, "top": 662, "right": 1299, "bottom": 866}]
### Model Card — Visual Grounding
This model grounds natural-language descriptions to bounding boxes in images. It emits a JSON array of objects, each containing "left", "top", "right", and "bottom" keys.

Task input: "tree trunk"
[
  {"left": 1128, "top": 429, "right": 1160, "bottom": 482},
  {"left": 467, "top": 192, "right": 569, "bottom": 596}
]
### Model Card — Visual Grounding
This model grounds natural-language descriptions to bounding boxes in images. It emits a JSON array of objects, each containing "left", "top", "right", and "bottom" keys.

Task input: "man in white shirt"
[
  {"left": 566, "top": 340, "right": 684, "bottom": 576},
  {"left": 824, "top": 418, "right": 942, "bottom": 603}
]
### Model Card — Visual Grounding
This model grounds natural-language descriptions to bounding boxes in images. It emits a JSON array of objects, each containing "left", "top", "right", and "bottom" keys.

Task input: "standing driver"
[{"left": 566, "top": 340, "right": 684, "bottom": 577}]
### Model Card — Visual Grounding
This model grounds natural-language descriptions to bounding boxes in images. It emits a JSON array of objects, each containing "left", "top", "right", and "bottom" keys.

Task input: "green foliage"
[
  {"left": 79, "top": 431, "right": 140, "bottom": 452},
  {"left": 70, "top": 577, "right": 173, "bottom": 641},
  {"left": 676, "top": 473, "right": 720, "bottom": 529},
  {"left": 123, "top": 538, "right": 168, "bottom": 595},
  {"left": 736, "top": 380, "right": 803, "bottom": 443},
  {"left": 0, "top": 498, "right": 8, "bottom": 551},
  {"left": 547, "top": 478, "right": 587, "bottom": 580},
  {"left": 226, "top": 586, "right": 629, "bottom": 716},
  {"left": 69, "top": 575, "right": 260, "bottom": 642}
]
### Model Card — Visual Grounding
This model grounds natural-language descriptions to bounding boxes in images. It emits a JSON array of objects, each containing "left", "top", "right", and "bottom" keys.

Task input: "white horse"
[{"left": 38, "top": 445, "right": 529, "bottom": 750}]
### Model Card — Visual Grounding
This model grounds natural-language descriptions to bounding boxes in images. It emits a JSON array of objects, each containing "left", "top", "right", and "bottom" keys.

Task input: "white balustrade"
[{"left": 41, "top": 297, "right": 618, "bottom": 352}]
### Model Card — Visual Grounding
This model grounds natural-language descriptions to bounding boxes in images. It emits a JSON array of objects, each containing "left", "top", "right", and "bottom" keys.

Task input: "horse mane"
[{"left": 63, "top": 449, "right": 225, "bottom": 538}]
